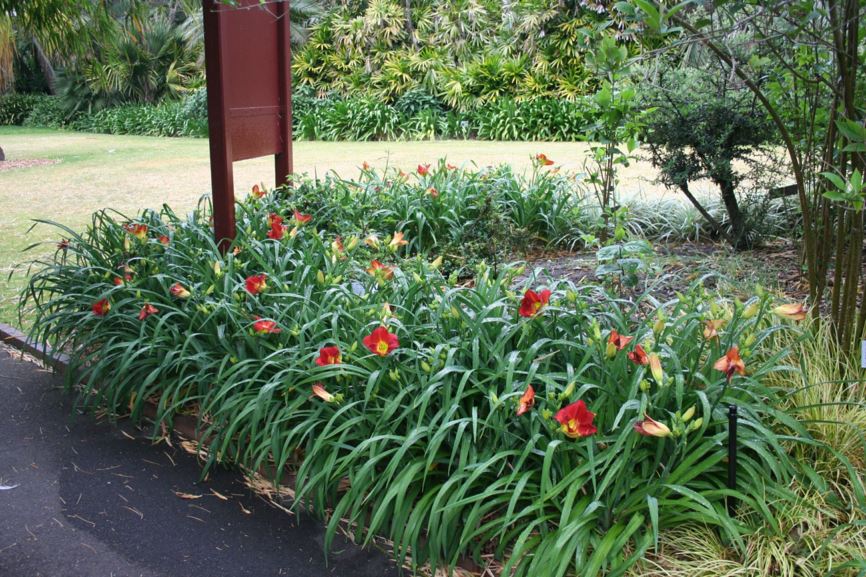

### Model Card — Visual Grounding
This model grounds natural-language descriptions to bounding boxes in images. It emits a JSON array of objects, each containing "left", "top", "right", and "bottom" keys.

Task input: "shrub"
[
  {"left": 642, "top": 70, "right": 777, "bottom": 249},
  {"left": 73, "top": 101, "right": 207, "bottom": 137},
  {"left": 22, "top": 95, "right": 69, "bottom": 128},
  {"left": 22, "top": 189, "right": 840, "bottom": 576},
  {"left": 0, "top": 93, "right": 43, "bottom": 125},
  {"left": 181, "top": 87, "right": 208, "bottom": 122}
]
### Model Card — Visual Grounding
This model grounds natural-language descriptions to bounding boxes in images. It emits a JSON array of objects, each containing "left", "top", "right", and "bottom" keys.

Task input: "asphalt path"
[{"left": 0, "top": 347, "right": 399, "bottom": 577}]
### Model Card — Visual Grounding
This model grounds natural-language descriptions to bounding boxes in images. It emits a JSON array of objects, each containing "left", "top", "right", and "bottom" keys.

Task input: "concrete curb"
[{"left": 0, "top": 322, "right": 69, "bottom": 371}]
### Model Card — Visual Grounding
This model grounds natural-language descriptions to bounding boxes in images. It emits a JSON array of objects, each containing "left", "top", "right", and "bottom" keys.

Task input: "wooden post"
[{"left": 202, "top": 0, "right": 293, "bottom": 252}]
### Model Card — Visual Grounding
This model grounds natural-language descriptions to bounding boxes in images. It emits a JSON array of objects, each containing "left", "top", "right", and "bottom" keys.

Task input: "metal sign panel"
[{"left": 202, "top": 0, "right": 293, "bottom": 249}]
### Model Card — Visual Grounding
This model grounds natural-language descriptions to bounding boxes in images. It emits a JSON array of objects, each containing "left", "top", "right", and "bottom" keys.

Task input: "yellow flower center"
[{"left": 376, "top": 341, "right": 389, "bottom": 355}]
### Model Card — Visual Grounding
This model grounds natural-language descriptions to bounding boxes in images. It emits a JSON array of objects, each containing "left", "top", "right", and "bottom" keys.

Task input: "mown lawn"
[{"left": 0, "top": 127, "right": 681, "bottom": 327}]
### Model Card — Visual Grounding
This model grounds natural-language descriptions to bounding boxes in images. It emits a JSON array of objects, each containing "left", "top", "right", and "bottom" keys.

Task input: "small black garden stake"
[{"left": 726, "top": 404, "right": 738, "bottom": 517}]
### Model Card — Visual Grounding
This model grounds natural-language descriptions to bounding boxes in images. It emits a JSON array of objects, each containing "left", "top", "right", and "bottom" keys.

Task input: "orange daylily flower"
[
  {"left": 607, "top": 330, "right": 633, "bottom": 356},
  {"left": 251, "top": 183, "right": 266, "bottom": 198},
  {"left": 125, "top": 223, "right": 148, "bottom": 241},
  {"left": 648, "top": 353, "right": 664, "bottom": 384},
  {"left": 312, "top": 383, "right": 336, "bottom": 403},
  {"left": 389, "top": 231, "right": 408, "bottom": 250},
  {"left": 367, "top": 260, "right": 394, "bottom": 281},
  {"left": 519, "top": 289, "right": 551, "bottom": 318},
  {"left": 555, "top": 400, "right": 597, "bottom": 438},
  {"left": 362, "top": 326, "right": 399, "bottom": 357},
  {"left": 773, "top": 303, "right": 807, "bottom": 321},
  {"left": 703, "top": 319, "right": 725, "bottom": 340},
  {"left": 516, "top": 385, "right": 535, "bottom": 416},
  {"left": 535, "top": 153, "right": 554, "bottom": 166},
  {"left": 714, "top": 346, "right": 746, "bottom": 381},
  {"left": 634, "top": 414, "right": 671, "bottom": 437}
]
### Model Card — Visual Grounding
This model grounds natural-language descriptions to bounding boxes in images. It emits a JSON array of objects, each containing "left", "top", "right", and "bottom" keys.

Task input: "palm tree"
[{"left": 1, "top": 0, "right": 93, "bottom": 93}]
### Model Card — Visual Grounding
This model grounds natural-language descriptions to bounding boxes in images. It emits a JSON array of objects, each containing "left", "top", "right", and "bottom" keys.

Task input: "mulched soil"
[
  {"left": 0, "top": 158, "right": 61, "bottom": 171},
  {"left": 520, "top": 239, "right": 809, "bottom": 302}
]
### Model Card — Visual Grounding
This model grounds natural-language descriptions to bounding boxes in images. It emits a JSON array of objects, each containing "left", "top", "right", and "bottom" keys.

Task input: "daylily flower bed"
[
  {"left": 278, "top": 158, "right": 588, "bottom": 274},
  {"left": 24, "top": 184, "right": 815, "bottom": 576}
]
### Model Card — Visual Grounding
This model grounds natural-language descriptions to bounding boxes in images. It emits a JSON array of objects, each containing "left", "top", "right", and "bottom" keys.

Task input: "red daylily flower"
[
  {"left": 363, "top": 326, "right": 399, "bottom": 357},
  {"left": 627, "top": 344, "right": 649, "bottom": 365},
  {"left": 417, "top": 163, "right": 431, "bottom": 176},
  {"left": 267, "top": 213, "right": 283, "bottom": 228},
  {"left": 251, "top": 183, "right": 266, "bottom": 198},
  {"left": 138, "top": 303, "right": 159, "bottom": 321},
  {"left": 267, "top": 223, "right": 287, "bottom": 240},
  {"left": 446, "top": 163, "right": 457, "bottom": 170},
  {"left": 315, "top": 345, "right": 342, "bottom": 366},
  {"left": 367, "top": 260, "right": 394, "bottom": 281},
  {"left": 535, "top": 153, "right": 554, "bottom": 166},
  {"left": 634, "top": 414, "right": 671, "bottom": 437},
  {"left": 57, "top": 239, "right": 69, "bottom": 250},
  {"left": 362, "top": 161, "right": 371, "bottom": 170},
  {"left": 170, "top": 283, "right": 190, "bottom": 299},
  {"left": 92, "top": 298, "right": 111, "bottom": 316},
  {"left": 714, "top": 346, "right": 746, "bottom": 381},
  {"left": 427, "top": 187, "right": 439, "bottom": 198},
  {"left": 158, "top": 235, "right": 170, "bottom": 246},
  {"left": 252, "top": 317, "right": 281, "bottom": 334},
  {"left": 113, "top": 273, "right": 133, "bottom": 286},
  {"left": 516, "top": 385, "right": 535, "bottom": 416},
  {"left": 519, "top": 289, "right": 551, "bottom": 318},
  {"left": 293, "top": 210, "right": 312, "bottom": 225},
  {"left": 555, "top": 400, "right": 597, "bottom": 438},
  {"left": 331, "top": 236, "right": 344, "bottom": 255},
  {"left": 245, "top": 274, "right": 268, "bottom": 295},
  {"left": 125, "top": 223, "right": 148, "bottom": 241}
]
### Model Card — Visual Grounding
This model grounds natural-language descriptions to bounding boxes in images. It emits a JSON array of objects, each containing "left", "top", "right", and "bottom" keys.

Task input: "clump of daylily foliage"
[
  {"left": 274, "top": 157, "right": 589, "bottom": 275},
  {"left": 24, "top": 182, "right": 820, "bottom": 576}
]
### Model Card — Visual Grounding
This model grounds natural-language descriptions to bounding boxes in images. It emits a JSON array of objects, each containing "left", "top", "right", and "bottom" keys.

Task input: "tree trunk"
[
  {"left": 717, "top": 178, "right": 748, "bottom": 249},
  {"left": 32, "top": 39, "right": 56, "bottom": 95},
  {"left": 403, "top": 0, "right": 416, "bottom": 47}
]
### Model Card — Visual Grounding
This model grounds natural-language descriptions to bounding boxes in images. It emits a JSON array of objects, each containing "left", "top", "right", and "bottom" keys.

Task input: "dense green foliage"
[
  {"left": 0, "top": 92, "right": 45, "bottom": 124},
  {"left": 23, "top": 183, "right": 837, "bottom": 575},
  {"left": 293, "top": 0, "right": 641, "bottom": 108},
  {"left": 70, "top": 100, "right": 208, "bottom": 137}
]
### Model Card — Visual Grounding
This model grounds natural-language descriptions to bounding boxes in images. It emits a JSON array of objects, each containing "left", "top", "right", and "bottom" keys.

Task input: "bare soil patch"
[{"left": 0, "top": 158, "right": 61, "bottom": 171}]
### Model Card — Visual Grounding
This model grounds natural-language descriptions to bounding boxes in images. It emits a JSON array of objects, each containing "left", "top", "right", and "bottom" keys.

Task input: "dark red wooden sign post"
[{"left": 202, "top": 0, "right": 293, "bottom": 251}]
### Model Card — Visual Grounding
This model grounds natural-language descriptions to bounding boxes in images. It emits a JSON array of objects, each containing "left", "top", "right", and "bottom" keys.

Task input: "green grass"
[{"left": 0, "top": 127, "right": 688, "bottom": 327}]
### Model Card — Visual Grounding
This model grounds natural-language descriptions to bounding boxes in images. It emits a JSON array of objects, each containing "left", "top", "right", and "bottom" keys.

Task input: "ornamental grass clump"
[{"left": 21, "top": 189, "right": 843, "bottom": 576}]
